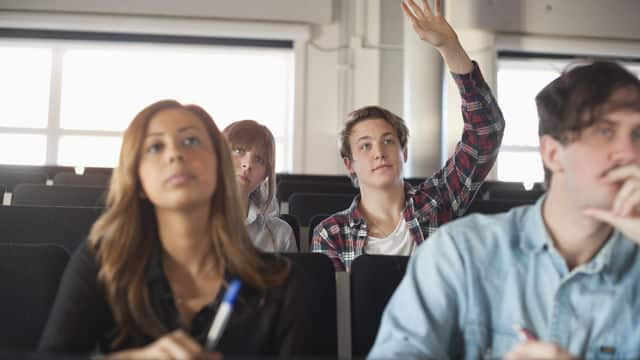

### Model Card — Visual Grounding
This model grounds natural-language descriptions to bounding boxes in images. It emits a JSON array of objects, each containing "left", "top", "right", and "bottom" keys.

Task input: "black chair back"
[
  {"left": 477, "top": 180, "right": 545, "bottom": 202},
  {"left": 277, "top": 181, "right": 357, "bottom": 207},
  {"left": 0, "top": 244, "right": 70, "bottom": 351},
  {"left": 279, "top": 214, "right": 301, "bottom": 251},
  {"left": 283, "top": 253, "right": 338, "bottom": 356},
  {"left": 276, "top": 173, "right": 351, "bottom": 185},
  {"left": 466, "top": 198, "right": 535, "bottom": 215},
  {"left": 288, "top": 193, "right": 354, "bottom": 227},
  {"left": 0, "top": 168, "right": 47, "bottom": 191},
  {"left": 53, "top": 172, "right": 111, "bottom": 187},
  {"left": 0, "top": 183, "right": 4, "bottom": 199},
  {"left": 350, "top": 255, "right": 410, "bottom": 357},
  {"left": 82, "top": 166, "right": 114, "bottom": 176},
  {"left": 0, "top": 205, "right": 103, "bottom": 253},
  {"left": 12, "top": 184, "right": 107, "bottom": 207}
]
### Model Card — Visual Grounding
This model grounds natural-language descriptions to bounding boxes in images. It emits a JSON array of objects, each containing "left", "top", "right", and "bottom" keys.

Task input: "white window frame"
[
  {"left": 0, "top": 11, "right": 310, "bottom": 171},
  {"left": 494, "top": 34, "right": 640, "bottom": 183}
]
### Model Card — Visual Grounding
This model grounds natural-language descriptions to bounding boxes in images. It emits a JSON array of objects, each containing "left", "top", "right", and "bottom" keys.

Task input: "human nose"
[
  {"left": 166, "top": 140, "right": 184, "bottom": 163},
  {"left": 373, "top": 143, "right": 386, "bottom": 160},
  {"left": 240, "top": 154, "right": 251, "bottom": 169},
  {"left": 610, "top": 135, "right": 639, "bottom": 165}
]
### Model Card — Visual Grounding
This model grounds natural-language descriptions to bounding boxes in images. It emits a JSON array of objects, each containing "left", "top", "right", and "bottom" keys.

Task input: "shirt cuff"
[{"left": 450, "top": 61, "right": 487, "bottom": 95}]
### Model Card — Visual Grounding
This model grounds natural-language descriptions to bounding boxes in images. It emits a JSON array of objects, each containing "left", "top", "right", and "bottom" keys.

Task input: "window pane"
[
  {"left": 0, "top": 47, "right": 51, "bottom": 129},
  {"left": 497, "top": 65, "right": 560, "bottom": 147},
  {"left": 0, "top": 134, "right": 47, "bottom": 165},
  {"left": 59, "top": 46, "right": 293, "bottom": 138},
  {"left": 497, "top": 151, "right": 544, "bottom": 184},
  {"left": 58, "top": 135, "right": 121, "bottom": 167}
]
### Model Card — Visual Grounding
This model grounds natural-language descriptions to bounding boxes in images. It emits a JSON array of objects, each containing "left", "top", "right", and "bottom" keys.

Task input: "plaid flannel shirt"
[{"left": 311, "top": 63, "right": 505, "bottom": 272}]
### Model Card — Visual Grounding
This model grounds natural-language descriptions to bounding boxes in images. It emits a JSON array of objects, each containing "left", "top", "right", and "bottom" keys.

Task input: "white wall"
[
  {"left": 0, "top": 0, "right": 333, "bottom": 25},
  {"left": 2, "top": 0, "right": 640, "bottom": 175}
]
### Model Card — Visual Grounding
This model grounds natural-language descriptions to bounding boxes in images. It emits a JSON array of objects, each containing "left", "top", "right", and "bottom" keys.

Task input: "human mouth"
[
  {"left": 372, "top": 164, "right": 392, "bottom": 172},
  {"left": 237, "top": 174, "right": 250, "bottom": 183},
  {"left": 164, "top": 172, "right": 194, "bottom": 186}
]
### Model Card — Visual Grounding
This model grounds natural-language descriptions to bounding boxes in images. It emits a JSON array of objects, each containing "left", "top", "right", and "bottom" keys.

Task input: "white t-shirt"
[
  {"left": 365, "top": 216, "right": 415, "bottom": 256},
  {"left": 245, "top": 202, "right": 298, "bottom": 253}
]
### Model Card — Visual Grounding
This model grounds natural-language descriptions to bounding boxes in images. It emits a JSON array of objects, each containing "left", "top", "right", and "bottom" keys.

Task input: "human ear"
[
  {"left": 539, "top": 135, "right": 565, "bottom": 175},
  {"left": 343, "top": 156, "right": 354, "bottom": 173}
]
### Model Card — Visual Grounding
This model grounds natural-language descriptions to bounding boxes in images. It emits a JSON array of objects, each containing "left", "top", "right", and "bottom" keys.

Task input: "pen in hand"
[
  {"left": 513, "top": 323, "right": 537, "bottom": 342},
  {"left": 205, "top": 278, "right": 243, "bottom": 351}
]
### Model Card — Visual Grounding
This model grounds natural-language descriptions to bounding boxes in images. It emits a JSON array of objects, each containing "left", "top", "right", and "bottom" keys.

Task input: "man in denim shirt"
[{"left": 369, "top": 60, "right": 640, "bottom": 359}]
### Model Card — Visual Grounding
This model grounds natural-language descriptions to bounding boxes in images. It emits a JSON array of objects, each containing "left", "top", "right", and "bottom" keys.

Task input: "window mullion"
[{"left": 46, "top": 45, "right": 64, "bottom": 165}]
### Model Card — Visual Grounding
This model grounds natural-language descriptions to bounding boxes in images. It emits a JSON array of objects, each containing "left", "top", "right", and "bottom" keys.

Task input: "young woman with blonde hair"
[
  {"left": 224, "top": 120, "right": 297, "bottom": 252},
  {"left": 39, "top": 100, "right": 305, "bottom": 358}
]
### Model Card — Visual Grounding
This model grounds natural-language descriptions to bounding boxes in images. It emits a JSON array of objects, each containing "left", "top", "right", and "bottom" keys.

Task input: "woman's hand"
[{"left": 109, "top": 330, "right": 221, "bottom": 360}]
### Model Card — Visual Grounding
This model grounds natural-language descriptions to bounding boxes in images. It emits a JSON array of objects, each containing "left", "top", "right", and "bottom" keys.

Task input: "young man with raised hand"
[
  {"left": 311, "top": 0, "right": 505, "bottom": 271},
  {"left": 369, "top": 60, "right": 640, "bottom": 359}
]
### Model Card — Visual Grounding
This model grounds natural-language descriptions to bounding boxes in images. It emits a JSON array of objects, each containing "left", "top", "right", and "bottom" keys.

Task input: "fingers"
[
  {"left": 420, "top": 0, "right": 434, "bottom": 17},
  {"left": 603, "top": 164, "right": 640, "bottom": 183},
  {"left": 619, "top": 188, "right": 640, "bottom": 216},
  {"left": 612, "top": 178, "right": 640, "bottom": 216},
  {"left": 434, "top": 0, "right": 442, "bottom": 16},
  {"left": 400, "top": 2, "right": 419, "bottom": 24},
  {"left": 505, "top": 341, "right": 573, "bottom": 360},
  {"left": 154, "top": 330, "right": 206, "bottom": 360},
  {"left": 583, "top": 208, "right": 619, "bottom": 225}
]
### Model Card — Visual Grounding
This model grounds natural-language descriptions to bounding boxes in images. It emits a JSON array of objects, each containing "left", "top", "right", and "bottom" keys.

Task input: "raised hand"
[
  {"left": 401, "top": 0, "right": 457, "bottom": 48},
  {"left": 401, "top": 0, "right": 472, "bottom": 74},
  {"left": 583, "top": 164, "right": 640, "bottom": 244}
]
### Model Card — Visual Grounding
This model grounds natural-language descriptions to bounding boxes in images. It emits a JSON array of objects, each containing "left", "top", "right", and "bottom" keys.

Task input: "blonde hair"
[
  {"left": 223, "top": 120, "right": 277, "bottom": 214},
  {"left": 88, "top": 100, "right": 288, "bottom": 347}
]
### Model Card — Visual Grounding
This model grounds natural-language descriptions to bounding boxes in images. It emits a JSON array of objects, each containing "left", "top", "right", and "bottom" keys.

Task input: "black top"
[{"left": 38, "top": 241, "right": 306, "bottom": 357}]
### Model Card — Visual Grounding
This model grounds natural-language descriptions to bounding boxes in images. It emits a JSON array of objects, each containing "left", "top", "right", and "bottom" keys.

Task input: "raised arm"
[
  {"left": 402, "top": 0, "right": 472, "bottom": 75},
  {"left": 402, "top": 0, "right": 505, "bottom": 216}
]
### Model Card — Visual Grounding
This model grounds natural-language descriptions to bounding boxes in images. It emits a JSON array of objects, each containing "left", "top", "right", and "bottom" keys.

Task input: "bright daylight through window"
[{"left": 0, "top": 38, "right": 294, "bottom": 171}]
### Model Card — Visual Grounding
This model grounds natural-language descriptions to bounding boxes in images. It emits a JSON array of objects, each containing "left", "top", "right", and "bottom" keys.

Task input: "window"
[
  {"left": 0, "top": 34, "right": 294, "bottom": 171},
  {"left": 497, "top": 56, "right": 640, "bottom": 185}
]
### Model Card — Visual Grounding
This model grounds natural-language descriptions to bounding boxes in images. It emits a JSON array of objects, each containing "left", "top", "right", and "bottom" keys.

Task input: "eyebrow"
[
  {"left": 356, "top": 132, "right": 394, "bottom": 143},
  {"left": 145, "top": 125, "right": 201, "bottom": 138}
]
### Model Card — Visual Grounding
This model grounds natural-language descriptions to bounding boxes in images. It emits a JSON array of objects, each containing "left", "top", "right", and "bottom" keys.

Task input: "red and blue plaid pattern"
[{"left": 312, "top": 63, "right": 505, "bottom": 271}]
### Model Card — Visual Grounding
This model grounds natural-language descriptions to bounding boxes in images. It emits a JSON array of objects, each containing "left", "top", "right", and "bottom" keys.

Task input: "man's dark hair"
[{"left": 536, "top": 60, "right": 640, "bottom": 184}]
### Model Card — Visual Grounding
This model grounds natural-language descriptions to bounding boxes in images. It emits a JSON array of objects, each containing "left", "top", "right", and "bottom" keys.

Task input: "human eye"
[
  {"left": 183, "top": 136, "right": 201, "bottom": 146},
  {"left": 632, "top": 128, "right": 640, "bottom": 142},
  {"left": 146, "top": 142, "right": 163, "bottom": 154},
  {"left": 383, "top": 137, "right": 395, "bottom": 145},
  {"left": 232, "top": 147, "right": 245, "bottom": 155},
  {"left": 594, "top": 123, "right": 614, "bottom": 138},
  {"left": 360, "top": 142, "right": 371, "bottom": 151},
  {"left": 255, "top": 156, "right": 266, "bottom": 166}
]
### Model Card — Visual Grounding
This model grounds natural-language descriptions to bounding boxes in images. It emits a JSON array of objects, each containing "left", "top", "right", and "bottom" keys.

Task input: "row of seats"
[
  {"left": 0, "top": 199, "right": 538, "bottom": 356},
  {"left": 0, "top": 165, "right": 112, "bottom": 191},
  {"left": 0, "top": 184, "right": 539, "bottom": 252}
]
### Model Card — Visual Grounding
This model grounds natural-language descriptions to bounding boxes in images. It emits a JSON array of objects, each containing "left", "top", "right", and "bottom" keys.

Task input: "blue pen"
[{"left": 205, "top": 278, "right": 242, "bottom": 351}]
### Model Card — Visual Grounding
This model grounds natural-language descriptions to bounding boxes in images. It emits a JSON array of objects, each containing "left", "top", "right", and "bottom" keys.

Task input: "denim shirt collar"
[
  {"left": 347, "top": 181, "right": 415, "bottom": 227},
  {"left": 520, "top": 195, "right": 627, "bottom": 282}
]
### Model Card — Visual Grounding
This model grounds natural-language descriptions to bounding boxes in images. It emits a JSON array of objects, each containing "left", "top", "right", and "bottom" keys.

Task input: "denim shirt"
[{"left": 369, "top": 197, "right": 640, "bottom": 359}]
